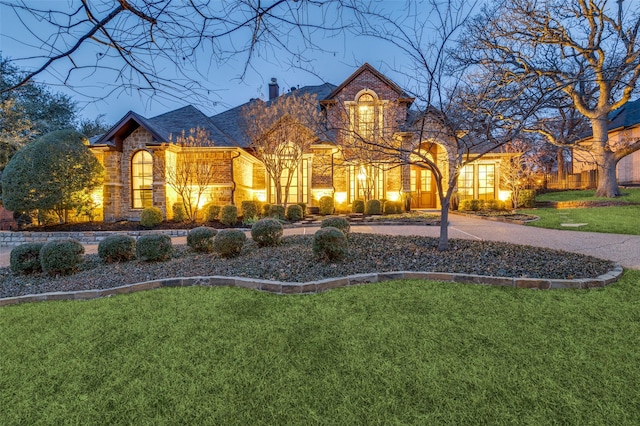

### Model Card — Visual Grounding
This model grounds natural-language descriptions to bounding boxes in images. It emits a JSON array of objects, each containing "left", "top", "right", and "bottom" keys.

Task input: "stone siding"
[{"left": 0, "top": 229, "right": 187, "bottom": 247}]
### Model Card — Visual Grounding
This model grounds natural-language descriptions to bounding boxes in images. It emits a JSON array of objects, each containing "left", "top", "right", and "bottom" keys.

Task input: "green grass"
[
  {"left": 522, "top": 205, "right": 640, "bottom": 235},
  {"left": 2, "top": 273, "right": 640, "bottom": 425},
  {"left": 535, "top": 188, "right": 640, "bottom": 203},
  {"left": 522, "top": 188, "right": 640, "bottom": 234}
]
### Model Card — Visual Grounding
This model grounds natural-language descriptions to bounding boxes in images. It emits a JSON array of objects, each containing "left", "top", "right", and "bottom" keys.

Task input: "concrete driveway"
[{"left": 1, "top": 215, "right": 638, "bottom": 269}]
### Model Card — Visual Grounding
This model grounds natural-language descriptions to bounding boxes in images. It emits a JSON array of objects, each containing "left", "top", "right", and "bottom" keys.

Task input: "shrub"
[
  {"left": 269, "top": 204, "right": 286, "bottom": 220},
  {"left": 262, "top": 203, "right": 272, "bottom": 217},
  {"left": 205, "top": 204, "right": 221, "bottom": 222},
  {"left": 10, "top": 243, "right": 44, "bottom": 274},
  {"left": 251, "top": 218, "right": 284, "bottom": 247},
  {"left": 187, "top": 226, "right": 217, "bottom": 253},
  {"left": 518, "top": 189, "right": 536, "bottom": 208},
  {"left": 297, "top": 203, "right": 307, "bottom": 216},
  {"left": 220, "top": 205, "right": 238, "bottom": 226},
  {"left": 319, "top": 196, "right": 334, "bottom": 215},
  {"left": 98, "top": 235, "right": 136, "bottom": 263},
  {"left": 213, "top": 229, "right": 247, "bottom": 258},
  {"left": 364, "top": 199, "right": 382, "bottom": 215},
  {"left": 321, "top": 216, "right": 350, "bottom": 236},
  {"left": 313, "top": 227, "right": 348, "bottom": 261},
  {"left": 172, "top": 202, "right": 186, "bottom": 222},
  {"left": 37, "top": 210, "right": 58, "bottom": 226},
  {"left": 352, "top": 199, "right": 365, "bottom": 213},
  {"left": 384, "top": 201, "right": 402, "bottom": 215},
  {"left": 241, "top": 200, "right": 259, "bottom": 220},
  {"left": 458, "top": 199, "right": 471, "bottom": 211},
  {"left": 136, "top": 234, "right": 173, "bottom": 261},
  {"left": 140, "top": 207, "right": 163, "bottom": 228},
  {"left": 286, "top": 204, "right": 304, "bottom": 221},
  {"left": 483, "top": 199, "right": 506, "bottom": 211},
  {"left": 40, "top": 238, "right": 84, "bottom": 275}
]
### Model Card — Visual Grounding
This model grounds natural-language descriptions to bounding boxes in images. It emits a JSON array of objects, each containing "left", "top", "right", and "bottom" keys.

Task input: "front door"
[{"left": 411, "top": 167, "right": 436, "bottom": 208}]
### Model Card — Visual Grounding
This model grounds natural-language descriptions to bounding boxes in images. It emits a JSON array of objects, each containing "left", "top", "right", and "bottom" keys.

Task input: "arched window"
[
  {"left": 131, "top": 150, "right": 153, "bottom": 209},
  {"left": 357, "top": 93, "right": 375, "bottom": 139}
]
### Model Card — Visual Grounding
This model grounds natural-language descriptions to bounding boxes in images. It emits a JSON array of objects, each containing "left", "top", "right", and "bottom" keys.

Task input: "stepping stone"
[{"left": 560, "top": 223, "right": 589, "bottom": 227}]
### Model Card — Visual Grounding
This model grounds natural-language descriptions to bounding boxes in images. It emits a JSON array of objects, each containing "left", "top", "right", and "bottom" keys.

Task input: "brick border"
[{"left": 0, "top": 265, "right": 624, "bottom": 307}]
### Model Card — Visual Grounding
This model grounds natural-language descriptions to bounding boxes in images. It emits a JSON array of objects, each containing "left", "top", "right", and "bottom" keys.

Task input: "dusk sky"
[{"left": 0, "top": 1, "right": 448, "bottom": 124}]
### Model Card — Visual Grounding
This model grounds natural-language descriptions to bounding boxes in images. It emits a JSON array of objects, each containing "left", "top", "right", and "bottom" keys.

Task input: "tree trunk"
[
  {"left": 591, "top": 117, "right": 621, "bottom": 197},
  {"left": 437, "top": 191, "right": 452, "bottom": 251}
]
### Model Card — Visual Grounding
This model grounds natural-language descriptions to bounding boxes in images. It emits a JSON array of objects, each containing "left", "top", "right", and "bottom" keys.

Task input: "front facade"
[{"left": 91, "top": 64, "right": 511, "bottom": 221}]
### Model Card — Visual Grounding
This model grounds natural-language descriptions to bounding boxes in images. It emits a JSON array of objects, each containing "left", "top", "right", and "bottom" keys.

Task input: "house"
[
  {"left": 90, "top": 63, "right": 513, "bottom": 222},
  {"left": 573, "top": 98, "right": 640, "bottom": 186}
]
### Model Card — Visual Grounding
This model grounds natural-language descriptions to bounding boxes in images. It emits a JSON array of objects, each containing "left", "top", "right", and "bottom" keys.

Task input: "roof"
[
  {"left": 323, "top": 63, "right": 412, "bottom": 101},
  {"left": 607, "top": 98, "right": 640, "bottom": 131}
]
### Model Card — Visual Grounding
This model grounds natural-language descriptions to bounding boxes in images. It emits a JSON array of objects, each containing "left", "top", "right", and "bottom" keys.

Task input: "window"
[
  {"left": 478, "top": 164, "right": 495, "bottom": 200},
  {"left": 458, "top": 165, "right": 474, "bottom": 201},
  {"left": 357, "top": 93, "right": 375, "bottom": 140},
  {"left": 132, "top": 150, "right": 153, "bottom": 209}
]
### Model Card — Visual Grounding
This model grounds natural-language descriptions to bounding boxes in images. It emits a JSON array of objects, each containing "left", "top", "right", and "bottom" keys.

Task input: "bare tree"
[
  {"left": 242, "top": 92, "right": 322, "bottom": 206},
  {"left": 161, "top": 127, "right": 218, "bottom": 222},
  {"left": 343, "top": 0, "right": 531, "bottom": 251},
  {"left": 0, "top": 1, "right": 345, "bottom": 103},
  {"left": 464, "top": 0, "right": 640, "bottom": 197}
]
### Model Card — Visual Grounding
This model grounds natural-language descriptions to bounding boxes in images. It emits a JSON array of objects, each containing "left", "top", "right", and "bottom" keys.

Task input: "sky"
[{"left": 0, "top": 1, "right": 443, "bottom": 125}]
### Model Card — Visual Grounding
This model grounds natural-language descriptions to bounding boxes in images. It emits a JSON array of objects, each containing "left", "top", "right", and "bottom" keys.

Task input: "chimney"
[{"left": 268, "top": 77, "right": 279, "bottom": 100}]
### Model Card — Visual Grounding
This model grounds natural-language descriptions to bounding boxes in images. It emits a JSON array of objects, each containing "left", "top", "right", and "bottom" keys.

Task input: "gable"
[{"left": 323, "top": 63, "right": 413, "bottom": 104}]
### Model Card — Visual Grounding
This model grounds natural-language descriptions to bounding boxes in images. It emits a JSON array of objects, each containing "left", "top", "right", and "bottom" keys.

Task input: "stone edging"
[
  {"left": 0, "top": 229, "right": 188, "bottom": 247},
  {"left": 449, "top": 211, "right": 539, "bottom": 225},
  {"left": 0, "top": 265, "right": 624, "bottom": 307}
]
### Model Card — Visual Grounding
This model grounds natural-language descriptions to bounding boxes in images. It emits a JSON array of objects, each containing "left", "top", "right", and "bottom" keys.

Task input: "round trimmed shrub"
[
  {"left": 352, "top": 199, "right": 365, "bottom": 213},
  {"left": 40, "top": 238, "right": 84, "bottom": 275},
  {"left": 205, "top": 204, "right": 221, "bottom": 222},
  {"left": 313, "top": 227, "right": 347, "bottom": 262},
  {"left": 321, "top": 216, "right": 350, "bottom": 236},
  {"left": 319, "top": 196, "right": 334, "bottom": 215},
  {"left": 364, "top": 199, "right": 382, "bottom": 215},
  {"left": 384, "top": 201, "right": 402, "bottom": 215},
  {"left": 262, "top": 203, "right": 272, "bottom": 217},
  {"left": 98, "top": 235, "right": 136, "bottom": 263},
  {"left": 220, "top": 205, "right": 238, "bottom": 226},
  {"left": 269, "top": 204, "right": 285, "bottom": 220},
  {"left": 187, "top": 226, "right": 217, "bottom": 253},
  {"left": 136, "top": 234, "right": 173, "bottom": 261},
  {"left": 172, "top": 202, "right": 186, "bottom": 222},
  {"left": 213, "top": 229, "right": 247, "bottom": 258},
  {"left": 140, "top": 207, "right": 163, "bottom": 228},
  {"left": 286, "top": 204, "right": 303, "bottom": 221},
  {"left": 241, "top": 200, "right": 259, "bottom": 220},
  {"left": 251, "top": 218, "right": 284, "bottom": 247},
  {"left": 10, "top": 243, "right": 44, "bottom": 274}
]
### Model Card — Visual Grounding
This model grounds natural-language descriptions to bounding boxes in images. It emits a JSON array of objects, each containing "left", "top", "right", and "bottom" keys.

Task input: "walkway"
[{"left": 1, "top": 214, "right": 638, "bottom": 269}]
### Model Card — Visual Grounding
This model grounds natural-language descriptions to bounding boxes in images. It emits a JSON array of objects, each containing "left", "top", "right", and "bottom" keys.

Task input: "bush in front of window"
[
  {"left": 220, "top": 205, "right": 238, "bottom": 226},
  {"left": 10, "top": 243, "right": 44, "bottom": 274},
  {"left": 241, "top": 201, "right": 259, "bottom": 220},
  {"left": 364, "top": 199, "right": 382, "bottom": 215},
  {"left": 352, "top": 199, "right": 365, "bottom": 213},
  {"left": 319, "top": 196, "right": 334, "bottom": 215},
  {"left": 297, "top": 203, "right": 307, "bottom": 216},
  {"left": 269, "top": 205, "right": 285, "bottom": 220},
  {"left": 213, "top": 229, "right": 247, "bottom": 258},
  {"left": 172, "top": 202, "right": 187, "bottom": 222},
  {"left": 383, "top": 201, "right": 402, "bottom": 215},
  {"left": 483, "top": 199, "right": 507, "bottom": 211},
  {"left": 205, "top": 204, "right": 221, "bottom": 222},
  {"left": 40, "top": 238, "right": 84, "bottom": 275},
  {"left": 187, "top": 226, "right": 217, "bottom": 253},
  {"left": 251, "top": 218, "right": 283, "bottom": 247},
  {"left": 261, "top": 203, "right": 272, "bottom": 217},
  {"left": 313, "top": 227, "right": 347, "bottom": 262},
  {"left": 98, "top": 235, "right": 136, "bottom": 263},
  {"left": 136, "top": 234, "right": 173, "bottom": 261},
  {"left": 286, "top": 204, "right": 303, "bottom": 221},
  {"left": 140, "top": 207, "right": 163, "bottom": 228}
]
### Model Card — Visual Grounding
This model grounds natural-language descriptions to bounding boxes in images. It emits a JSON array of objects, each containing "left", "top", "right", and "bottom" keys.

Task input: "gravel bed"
[{"left": 0, "top": 234, "right": 615, "bottom": 298}]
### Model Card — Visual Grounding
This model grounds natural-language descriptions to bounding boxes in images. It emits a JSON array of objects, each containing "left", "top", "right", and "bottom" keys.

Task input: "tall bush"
[
  {"left": 241, "top": 200, "right": 259, "bottom": 220},
  {"left": 364, "top": 199, "right": 382, "bottom": 215},
  {"left": 220, "top": 205, "right": 238, "bottom": 226},
  {"left": 319, "top": 196, "right": 334, "bottom": 215},
  {"left": 140, "top": 207, "right": 163, "bottom": 228}
]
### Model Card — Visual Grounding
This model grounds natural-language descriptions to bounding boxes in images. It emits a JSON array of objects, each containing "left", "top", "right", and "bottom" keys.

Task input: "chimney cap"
[{"left": 270, "top": 77, "right": 277, "bottom": 84}]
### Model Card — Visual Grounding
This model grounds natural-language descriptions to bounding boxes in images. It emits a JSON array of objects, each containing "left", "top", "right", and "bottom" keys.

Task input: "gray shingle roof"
[{"left": 608, "top": 98, "right": 640, "bottom": 131}]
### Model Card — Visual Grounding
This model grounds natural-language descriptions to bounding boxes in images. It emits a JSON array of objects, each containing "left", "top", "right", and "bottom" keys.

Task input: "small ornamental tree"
[{"left": 1, "top": 129, "right": 103, "bottom": 222}]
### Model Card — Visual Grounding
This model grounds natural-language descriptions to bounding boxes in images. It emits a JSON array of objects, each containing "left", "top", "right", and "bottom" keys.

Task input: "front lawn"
[
  {"left": 522, "top": 188, "right": 640, "bottom": 234},
  {"left": 1, "top": 272, "right": 639, "bottom": 425}
]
